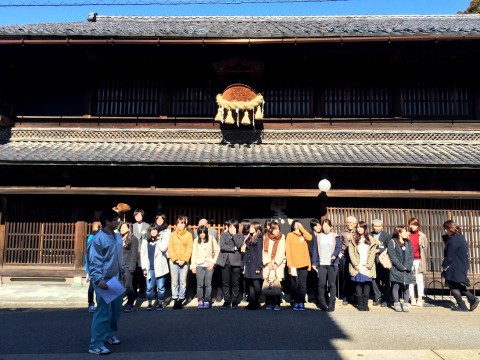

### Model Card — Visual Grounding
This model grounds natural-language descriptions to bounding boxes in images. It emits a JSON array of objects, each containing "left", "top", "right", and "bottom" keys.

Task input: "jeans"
[
  {"left": 146, "top": 269, "right": 166, "bottom": 302},
  {"left": 170, "top": 260, "right": 189, "bottom": 300},
  {"left": 290, "top": 266, "right": 308, "bottom": 304},
  {"left": 221, "top": 264, "right": 241, "bottom": 304},
  {"left": 196, "top": 266, "right": 214, "bottom": 301},
  {"left": 89, "top": 281, "right": 123, "bottom": 350},
  {"left": 392, "top": 282, "right": 410, "bottom": 303},
  {"left": 124, "top": 269, "right": 135, "bottom": 306},
  {"left": 408, "top": 259, "right": 425, "bottom": 299},
  {"left": 317, "top": 265, "right": 338, "bottom": 304}
]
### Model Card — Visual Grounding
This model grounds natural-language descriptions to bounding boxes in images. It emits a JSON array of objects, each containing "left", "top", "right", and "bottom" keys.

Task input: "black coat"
[
  {"left": 216, "top": 231, "right": 244, "bottom": 267},
  {"left": 388, "top": 238, "right": 414, "bottom": 285},
  {"left": 242, "top": 237, "right": 264, "bottom": 279},
  {"left": 442, "top": 234, "right": 470, "bottom": 286},
  {"left": 123, "top": 234, "right": 139, "bottom": 271}
]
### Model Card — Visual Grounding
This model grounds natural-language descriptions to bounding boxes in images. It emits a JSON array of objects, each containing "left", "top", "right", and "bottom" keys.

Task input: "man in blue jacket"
[{"left": 87, "top": 209, "right": 125, "bottom": 355}]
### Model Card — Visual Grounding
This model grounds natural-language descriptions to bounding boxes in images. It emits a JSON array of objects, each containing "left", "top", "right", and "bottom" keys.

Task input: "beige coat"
[
  {"left": 191, "top": 236, "right": 220, "bottom": 268},
  {"left": 410, "top": 231, "right": 430, "bottom": 273},
  {"left": 348, "top": 239, "right": 377, "bottom": 279},
  {"left": 262, "top": 235, "right": 286, "bottom": 280}
]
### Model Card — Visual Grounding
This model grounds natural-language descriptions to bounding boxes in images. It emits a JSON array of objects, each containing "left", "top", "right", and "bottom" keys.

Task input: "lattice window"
[
  {"left": 403, "top": 82, "right": 471, "bottom": 118},
  {"left": 94, "top": 78, "right": 159, "bottom": 116},
  {"left": 260, "top": 86, "right": 312, "bottom": 117},
  {"left": 323, "top": 83, "right": 391, "bottom": 118},
  {"left": 4, "top": 222, "right": 75, "bottom": 265},
  {"left": 171, "top": 83, "right": 219, "bottom": 116}
]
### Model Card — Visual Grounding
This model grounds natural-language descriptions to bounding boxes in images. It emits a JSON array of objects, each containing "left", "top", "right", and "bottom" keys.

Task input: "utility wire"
[{"left": 0, "top": 0, "right": 346, "bottom": 7}]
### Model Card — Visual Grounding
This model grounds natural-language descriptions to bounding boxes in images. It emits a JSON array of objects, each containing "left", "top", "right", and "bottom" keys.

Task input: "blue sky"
[{"left": 0, "top": 0, "right": 472, "bottom": 26}]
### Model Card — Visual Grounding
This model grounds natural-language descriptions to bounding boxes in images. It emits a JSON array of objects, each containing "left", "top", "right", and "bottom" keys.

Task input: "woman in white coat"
[{"left": 141, "top": 224, "right": 170, "bottom": 311}]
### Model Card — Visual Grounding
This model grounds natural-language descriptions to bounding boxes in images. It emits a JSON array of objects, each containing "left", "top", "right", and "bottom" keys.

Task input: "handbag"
[
  {"left": 262, "top": 269, "right": 282, "bottom": 297},
  {"left": 379, "top": 248, "right": 392, "bottom": 269}
]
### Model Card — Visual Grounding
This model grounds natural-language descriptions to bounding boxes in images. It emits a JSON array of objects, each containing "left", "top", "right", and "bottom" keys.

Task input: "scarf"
[
  {"left": 264, "top": 232, "right": 282, "bottom": 261},
  {"left": 156, "top": 223, "right": 168, "bottom": 233},
  {"left": 176, "top": 228, "right": 187, "bottom": 237}
]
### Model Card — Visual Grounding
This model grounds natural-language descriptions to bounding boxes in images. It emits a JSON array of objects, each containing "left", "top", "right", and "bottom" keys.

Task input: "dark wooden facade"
[{"left": 0, "top": 15, "right": 480, "bottom": 282}]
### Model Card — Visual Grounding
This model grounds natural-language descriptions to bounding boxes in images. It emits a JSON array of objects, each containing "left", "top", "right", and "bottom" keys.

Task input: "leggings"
[{"left": 392, "top": 282, "right": 410, "bottom": 303}]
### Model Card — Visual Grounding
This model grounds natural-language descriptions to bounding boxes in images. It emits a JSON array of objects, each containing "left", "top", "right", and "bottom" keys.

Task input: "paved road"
[{"left": 0, "top": 302, "right": 479, "bottom": 359}]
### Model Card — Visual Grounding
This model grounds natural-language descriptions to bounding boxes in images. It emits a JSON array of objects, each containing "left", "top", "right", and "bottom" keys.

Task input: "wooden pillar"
[
  {"left": 73, "top": 221, "right": 86, "bottom": 270},
  {"left": 0, "top": 224, "right": 5, "bottom": 268},
  {"left": 0, "top": 195, "right": 6, "bottom": 224}
]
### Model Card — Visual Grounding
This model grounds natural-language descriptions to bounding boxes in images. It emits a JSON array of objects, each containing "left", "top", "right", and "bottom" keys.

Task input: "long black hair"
[{"left": 197, "top": 225, "right": 209, "bottom": 244}]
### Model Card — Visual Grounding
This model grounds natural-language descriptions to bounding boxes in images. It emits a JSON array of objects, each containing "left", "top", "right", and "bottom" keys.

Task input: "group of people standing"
[{"left": 85, "top": 208, "right": 479, "bottom": 355}]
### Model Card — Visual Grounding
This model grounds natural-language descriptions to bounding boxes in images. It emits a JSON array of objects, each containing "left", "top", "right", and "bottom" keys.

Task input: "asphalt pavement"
[{"left": 0, "top": 283, "right": 479, "bottom": 359}]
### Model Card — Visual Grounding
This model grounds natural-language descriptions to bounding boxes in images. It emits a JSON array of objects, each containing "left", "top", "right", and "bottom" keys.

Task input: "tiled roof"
[
  {"left": 0, "top": 15, "right": 479, "bottom": 39},
  {"left": 1, "top": 128, "right": 479, "bottom": 168}
]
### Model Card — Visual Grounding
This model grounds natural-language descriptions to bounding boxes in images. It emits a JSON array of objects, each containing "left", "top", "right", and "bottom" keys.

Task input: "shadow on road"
[{"left": 0, "top": 306, "right": 348, "bottom": 357}]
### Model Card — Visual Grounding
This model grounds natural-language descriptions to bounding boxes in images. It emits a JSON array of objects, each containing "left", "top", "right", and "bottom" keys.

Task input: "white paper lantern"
[{"left": 318, "top": 179, "right": 331, "bottom": 192}]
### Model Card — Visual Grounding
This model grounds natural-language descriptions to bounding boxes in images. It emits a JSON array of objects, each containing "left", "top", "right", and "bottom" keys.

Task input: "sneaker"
[
  {"left": 410, "top": 298, "right": 417, "bottom": 306},
  {"left": 203, "top": 301, "right": 210, "bottom": 309},
  {"left": 156, "top": 302, "right": 164, "bottom": 311},
  {"left": 88, "top": 304, "right": 95, "bottom": 313},
  {"left": 298, "top": 303, "right": 305, "bottom": 311},
  {"left": 373, "top": 300, "right": 381, "bottom": 306},
  {"left": 381, "top": 302, "right": 388, "bottom": 307},
  {"left": 89, "top": 346, "right": 110, "bottom": 355},
  {"left": 402, "top": 303, "right": 410, "bottom": 312},
  {"left": 416, "top": 299, "right": 424, "bottom": 307},
  {"left": 273, "top": 305, "right": 281, "bottom": 311},
  {"left": 265, "top": 304, "right": 273, "bottom": 310},
  {"left": 125, "top": 304, "right": 133, "bottom": 313},
  {"left": 104, "top": 336, "right": 121, "bottom": 345},
  {"left": 146, "top": 304, "right": 153, "bottom": 311},
  {"left": 221, "top": 302, "right": 231, "bottom": 309},
  {"left": 342, "top": 298, "right": 349, "bottom": 306},
  {"left": 198, "top": 300, "right": 204, "bottom": 309},
  {"left": 293, "top": 303, "right": 300, "bottom": 311}
]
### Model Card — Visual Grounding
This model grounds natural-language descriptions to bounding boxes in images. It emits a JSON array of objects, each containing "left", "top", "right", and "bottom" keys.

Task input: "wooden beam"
[{"left": 1, "top": 186, "right": 480, "bottom": 199}]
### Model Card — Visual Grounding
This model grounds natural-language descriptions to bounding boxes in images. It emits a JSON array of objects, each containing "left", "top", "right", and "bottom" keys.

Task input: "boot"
[
  {"left": 327, "top": 297, "right": 336, "bottom": 312},
  {"left": 357, "top": 295, "right": 365, "bottom": 311},
  {"left": 363, "top": 296, "right": 370, "bottom": 311},
  {"left": 452, "top": 301, "right": 469, "bottom": 312},
  {"left": 317, "top": 298, "right": 328, "bottom": 311},
  {"left": 393, "top": 302, "right": 402, "bottom": 312},
  {"left": 470, "top": 298, "right": 479, "bottom": 312}
]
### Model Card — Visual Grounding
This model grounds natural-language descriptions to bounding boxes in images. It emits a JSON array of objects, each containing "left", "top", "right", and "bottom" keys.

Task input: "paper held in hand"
[{"left": 96, "top": 276, "right": 125, "bottom": 304}]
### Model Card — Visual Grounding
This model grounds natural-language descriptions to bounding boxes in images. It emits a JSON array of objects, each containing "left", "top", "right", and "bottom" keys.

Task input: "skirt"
[{"left": 351, "top": 273, "right": 373, "bottom": 283}]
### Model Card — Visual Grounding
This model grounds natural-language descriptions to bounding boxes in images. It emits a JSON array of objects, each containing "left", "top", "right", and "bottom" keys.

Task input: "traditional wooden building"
[{"left": 0, "top": 14, "right": 479, "bottom": 287}]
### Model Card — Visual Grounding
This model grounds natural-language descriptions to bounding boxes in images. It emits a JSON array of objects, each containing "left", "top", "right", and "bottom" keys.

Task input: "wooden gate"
[{"left": 327, "top": 207, "right": 480, "bottom": 275}]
